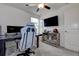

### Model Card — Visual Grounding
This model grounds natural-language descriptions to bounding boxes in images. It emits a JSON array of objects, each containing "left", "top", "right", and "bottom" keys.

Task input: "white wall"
[
  {"left": 0, "top": 4, "right": 39, "bottom": 34},
  {"left": 41, "top": 4, "right": 65, "bottom": 47},
  {"left": 61, "top": 4, "right": 79, "bottom": 52},
  {"left": 41, "top": 4, "right": 79, "bottom": 52}
]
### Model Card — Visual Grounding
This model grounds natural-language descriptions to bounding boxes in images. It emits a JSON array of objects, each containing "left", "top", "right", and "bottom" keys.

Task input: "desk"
[
  {"left": 0, "top": 35, "right": 39, "bottom": 56},
  {"left": 36, "top": 34, "right": 43, "bottom": 48},
  {"left": 0, "top": 35, "right": 21, "bottom": 41},
  {"left": 0, "top": 35, "right": 21, "bottom": 56}
]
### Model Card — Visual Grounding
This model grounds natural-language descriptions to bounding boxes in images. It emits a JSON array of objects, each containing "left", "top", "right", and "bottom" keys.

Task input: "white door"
[
  {"left": 64, "top": 4, "right": 79, "bottom": 52},
  {"left": 31, "top": 17, "right": 39, "bottom": 34}
]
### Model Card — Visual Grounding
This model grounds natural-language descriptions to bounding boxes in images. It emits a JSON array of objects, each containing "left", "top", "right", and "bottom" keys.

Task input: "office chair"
[{"left": 17, "top": 23, "right": 36, "bottom": 56}]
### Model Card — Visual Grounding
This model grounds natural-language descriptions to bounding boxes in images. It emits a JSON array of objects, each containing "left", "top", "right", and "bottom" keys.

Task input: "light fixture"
[{"left": 38, "top": 3, "right": 44, "bottom": 9}]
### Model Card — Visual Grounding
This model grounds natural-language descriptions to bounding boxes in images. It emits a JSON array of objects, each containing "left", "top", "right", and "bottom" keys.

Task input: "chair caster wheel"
[{"left": 33, "top": 52, "right": 35, "bottom": 54}]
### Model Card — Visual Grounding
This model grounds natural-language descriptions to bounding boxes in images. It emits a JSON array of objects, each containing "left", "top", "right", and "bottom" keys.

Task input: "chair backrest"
[{"left": 19, "top": 24, "right": 36, "bottom": 51}]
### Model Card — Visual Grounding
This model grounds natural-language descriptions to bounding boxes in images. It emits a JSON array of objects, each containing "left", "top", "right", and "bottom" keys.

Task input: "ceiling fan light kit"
[
  {"left": 38, "top": 3, "right": 44, "bottom": 8},
  {"left": 25, "top": 3, "right": 51, "bottom": 12},
  {"left": 38, "top": 3, "right": 51, "bottom": 10}
]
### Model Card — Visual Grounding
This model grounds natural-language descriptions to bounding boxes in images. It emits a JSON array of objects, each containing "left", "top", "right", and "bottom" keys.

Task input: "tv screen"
[
  {"left": 44, "top": 16, "right": 58, "bottom": 27},
  {"left": 7, "top": 26, "right": 23, "bottom": 33}
]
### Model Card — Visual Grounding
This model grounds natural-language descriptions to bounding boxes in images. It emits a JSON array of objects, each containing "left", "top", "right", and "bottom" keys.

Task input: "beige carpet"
[
  {"left": 9, "top": 41, "right": 78, "bottom": 56},
  {"left": 34, "top": 41, "right": 78, "bottom": 56}
]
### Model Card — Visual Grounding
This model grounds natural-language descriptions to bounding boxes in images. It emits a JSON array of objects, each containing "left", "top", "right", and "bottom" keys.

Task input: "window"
[
  {"left": 31, "top": 17, "right": 44, "bottom": 34},
  {"left": 31, "top": 17, "right": 39, "bottom": 34}
]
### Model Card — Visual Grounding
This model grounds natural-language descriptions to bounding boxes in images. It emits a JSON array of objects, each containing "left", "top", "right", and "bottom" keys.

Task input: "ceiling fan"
[{"left": 25, "top": 3, "right": 51, "bottom": 12}]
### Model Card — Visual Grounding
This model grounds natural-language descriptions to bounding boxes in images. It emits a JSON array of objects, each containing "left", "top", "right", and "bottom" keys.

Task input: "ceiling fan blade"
[
  {"left": 25, "top": 4, "right": 29, "bottom": 6},
  {"left": 44, "top": 5, "right": 51, "bottom": 9},
  {"left": 36, "top": 8, "right": 39, "bottom": 12},
  {"left": 25, "top": 3, "right": 37, "bottom": 6}
]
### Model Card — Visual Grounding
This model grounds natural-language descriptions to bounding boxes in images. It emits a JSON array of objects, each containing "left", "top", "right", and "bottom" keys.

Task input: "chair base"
[{"left": 17, "top": 48, "right": 35, "bottom": 56}]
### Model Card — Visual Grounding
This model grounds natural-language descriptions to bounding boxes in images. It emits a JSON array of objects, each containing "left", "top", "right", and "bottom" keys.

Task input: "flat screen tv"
[
  {"left": 7, "top": 26, "right": 23, "bottom": 33},
  {"left": 44, "top": 16, "right": 58, "bottom": 27}
]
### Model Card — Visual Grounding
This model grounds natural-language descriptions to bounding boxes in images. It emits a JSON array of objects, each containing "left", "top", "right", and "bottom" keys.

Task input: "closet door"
[{"left": 64, "top": 4, "right": 79, "bottom": 52}]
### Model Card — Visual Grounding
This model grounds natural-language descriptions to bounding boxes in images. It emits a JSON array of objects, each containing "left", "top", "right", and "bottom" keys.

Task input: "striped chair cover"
[{"left": 19, "top": 23, "right": 36, "bottom": 51}]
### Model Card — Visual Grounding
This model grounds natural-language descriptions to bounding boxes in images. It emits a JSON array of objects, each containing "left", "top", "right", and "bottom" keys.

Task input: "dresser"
[{"left": 42, "top": 32, "right": 60, "bottom": 47}]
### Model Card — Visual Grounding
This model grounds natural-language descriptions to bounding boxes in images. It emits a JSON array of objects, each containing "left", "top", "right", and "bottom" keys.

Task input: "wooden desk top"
[{"left": 0, "top": 35, "right": 21, "bottom": 41}]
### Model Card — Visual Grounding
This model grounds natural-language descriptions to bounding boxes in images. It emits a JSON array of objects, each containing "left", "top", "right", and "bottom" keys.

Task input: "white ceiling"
[{"left": 3, "top": 3, "right": 68, "bottom": 16}]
